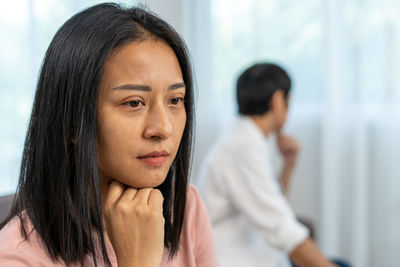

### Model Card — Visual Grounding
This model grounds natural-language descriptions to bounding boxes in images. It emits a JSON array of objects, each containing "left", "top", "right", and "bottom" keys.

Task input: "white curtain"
[
  {"left": 320, "top": 1, "right": 400, "bottom": 266},
  {"left": 187, "top": 0, "right": 400, "bottom": 266}
]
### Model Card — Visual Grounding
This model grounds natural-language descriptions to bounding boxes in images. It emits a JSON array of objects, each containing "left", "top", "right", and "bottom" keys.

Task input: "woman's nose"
[{"left": 143, "top": 105, "right": 173, "bottom": 141}]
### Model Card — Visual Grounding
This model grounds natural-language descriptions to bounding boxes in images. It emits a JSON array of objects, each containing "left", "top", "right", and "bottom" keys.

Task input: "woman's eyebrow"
[
  {"left": 111, "top": 84, "right": 151, "bottom": 91},
  {"left": 168, "top": 82, "right": 186, "bottom": 90},
  {"left": 111, "top": 82, "right": 186, "bottom": 91}
]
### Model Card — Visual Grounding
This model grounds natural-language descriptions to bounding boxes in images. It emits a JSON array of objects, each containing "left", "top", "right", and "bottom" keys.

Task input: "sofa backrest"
[{"left": 0, "top": 194, "right": 14, "bottom": 222}]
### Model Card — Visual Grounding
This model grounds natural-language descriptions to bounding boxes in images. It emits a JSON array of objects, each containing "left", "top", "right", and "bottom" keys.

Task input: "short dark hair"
[
  {"left": 237, "top": 63, "right": 291, "bottom": 115},
  {"left": 0, "top": 3, "right": 194, "bottom": 266}
]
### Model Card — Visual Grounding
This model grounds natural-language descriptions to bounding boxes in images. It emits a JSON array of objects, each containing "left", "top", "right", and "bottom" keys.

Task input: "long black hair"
[{"left": 0, "top": 3, "right": 194, "bottom": 266}]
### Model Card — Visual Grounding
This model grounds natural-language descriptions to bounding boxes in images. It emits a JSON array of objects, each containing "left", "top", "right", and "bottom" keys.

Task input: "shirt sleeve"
[
  {"left": 0, "top": 245, "right": 55, "bottom": 267},
  {"left": 189, "top": 186, "right": 219, "bottom": 267},
  {"left": 0, "top": 253, "right": 40, "bottom": 267},
  {"left": 223, "top": 144, "right": 309, "bottom": 253},
  {"left": 0, "top": 217, "right": 62, "bottom": 267}
]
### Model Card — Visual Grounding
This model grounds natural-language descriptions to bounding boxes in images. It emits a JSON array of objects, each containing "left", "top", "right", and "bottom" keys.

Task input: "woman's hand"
[{"left": 103, "top": 180, "right": 165, "bottom": 267}]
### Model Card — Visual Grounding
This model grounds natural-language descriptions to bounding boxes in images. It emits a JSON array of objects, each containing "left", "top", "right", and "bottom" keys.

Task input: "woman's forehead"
[{"left": 102, "top": 40, "right": 182, "bottom": 84}]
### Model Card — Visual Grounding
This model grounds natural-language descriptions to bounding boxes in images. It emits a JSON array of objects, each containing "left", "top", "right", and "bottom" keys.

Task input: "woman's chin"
[
  {"left": 100, "top": 169, "right": 168, "bottom": 189},
  {"left": 123, "top": 176, "right": 167, "bottom": 189}
]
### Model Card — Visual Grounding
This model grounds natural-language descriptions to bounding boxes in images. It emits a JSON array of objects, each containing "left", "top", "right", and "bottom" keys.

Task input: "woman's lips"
[{"left": 137, "top": 150, "right": 170, "bottom": 167}]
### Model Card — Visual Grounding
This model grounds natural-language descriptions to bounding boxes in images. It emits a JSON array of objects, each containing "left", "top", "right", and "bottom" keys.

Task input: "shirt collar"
[{"left": 237, "top": 115, "right": 268, "bottom": 141}]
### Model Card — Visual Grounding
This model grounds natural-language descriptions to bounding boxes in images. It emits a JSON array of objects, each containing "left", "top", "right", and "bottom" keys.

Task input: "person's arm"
[
  {"left": 226, "top": 144, "right": 307, "bottom": 252},
  {"left": 277, "top": 133, "right": 299, "bottom": 195},
  {"left": 290, "top": 238, "right": 337, "bottom": 267},
  {"left": 280, "top": 161, "right": 295, "bottom": 195},
  {"left": 226, "top": 144, "right": 334, "bottom": 266}
]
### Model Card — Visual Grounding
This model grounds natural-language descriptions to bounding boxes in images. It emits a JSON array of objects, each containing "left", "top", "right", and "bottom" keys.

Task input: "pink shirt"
[{"left": 0, "top": 185, "right": 218, "bottom": 267}]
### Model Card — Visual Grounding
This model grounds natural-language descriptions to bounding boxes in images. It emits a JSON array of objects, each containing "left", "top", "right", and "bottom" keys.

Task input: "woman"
[{"left": 0, "top": 3, "right": 218, "bottom": 267}]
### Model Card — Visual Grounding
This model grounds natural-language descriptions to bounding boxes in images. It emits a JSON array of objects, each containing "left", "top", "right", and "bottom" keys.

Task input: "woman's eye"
[
  {"left": 122, "top": 100, "right": 144, "bottom": 108},
  {"left": 169, "top": 97, "right": 184, "bottom": 105}
]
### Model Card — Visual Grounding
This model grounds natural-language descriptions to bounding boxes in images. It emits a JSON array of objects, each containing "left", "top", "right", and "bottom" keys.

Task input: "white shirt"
[{"left": 197, "top": 116, "right": 309, "bottom": 267}]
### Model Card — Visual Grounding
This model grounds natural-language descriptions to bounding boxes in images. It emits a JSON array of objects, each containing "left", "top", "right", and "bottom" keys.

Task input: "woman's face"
[{"left": 97, "top": 39, "right": 186, "bottom": 189}]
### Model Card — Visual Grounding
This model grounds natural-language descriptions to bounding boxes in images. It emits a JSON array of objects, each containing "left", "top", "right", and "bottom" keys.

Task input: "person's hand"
[
  {"left": 277, "top": 133, "right": 300, "bottom": 167},
  {"left": 103, "top": 180, "right": 165, "bottom": 267}
]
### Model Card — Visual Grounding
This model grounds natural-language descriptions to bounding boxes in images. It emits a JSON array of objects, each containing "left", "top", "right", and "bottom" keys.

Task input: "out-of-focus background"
[{"left": 1, "top": 0, "right": 399, "bottom": 266}]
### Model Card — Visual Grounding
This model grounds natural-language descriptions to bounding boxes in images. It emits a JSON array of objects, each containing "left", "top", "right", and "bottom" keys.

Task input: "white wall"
[{"left": 137, "top": 0, "right": 185, "bottom": 36}]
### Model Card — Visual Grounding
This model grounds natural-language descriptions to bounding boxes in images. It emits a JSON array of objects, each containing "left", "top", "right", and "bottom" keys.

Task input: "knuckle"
[
  {"left": 149, "top": 209, "right": 161, "bottom": 219},
  {"left": 115, "top": 201, "right": 129, "bottom": 214},
  {"left": 152, "top": 189, "right": 164, "bottom": 199},
  {"left": 150, "top": 211, "right": 164, "bottom": 224},
  {"left": 133, "top": 206, "right": 148, "bottom": 217}
]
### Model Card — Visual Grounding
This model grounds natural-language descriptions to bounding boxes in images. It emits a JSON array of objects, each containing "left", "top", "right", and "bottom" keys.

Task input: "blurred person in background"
[{"left": 198, "top": 63, "right": 342, "bottom": 267}]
